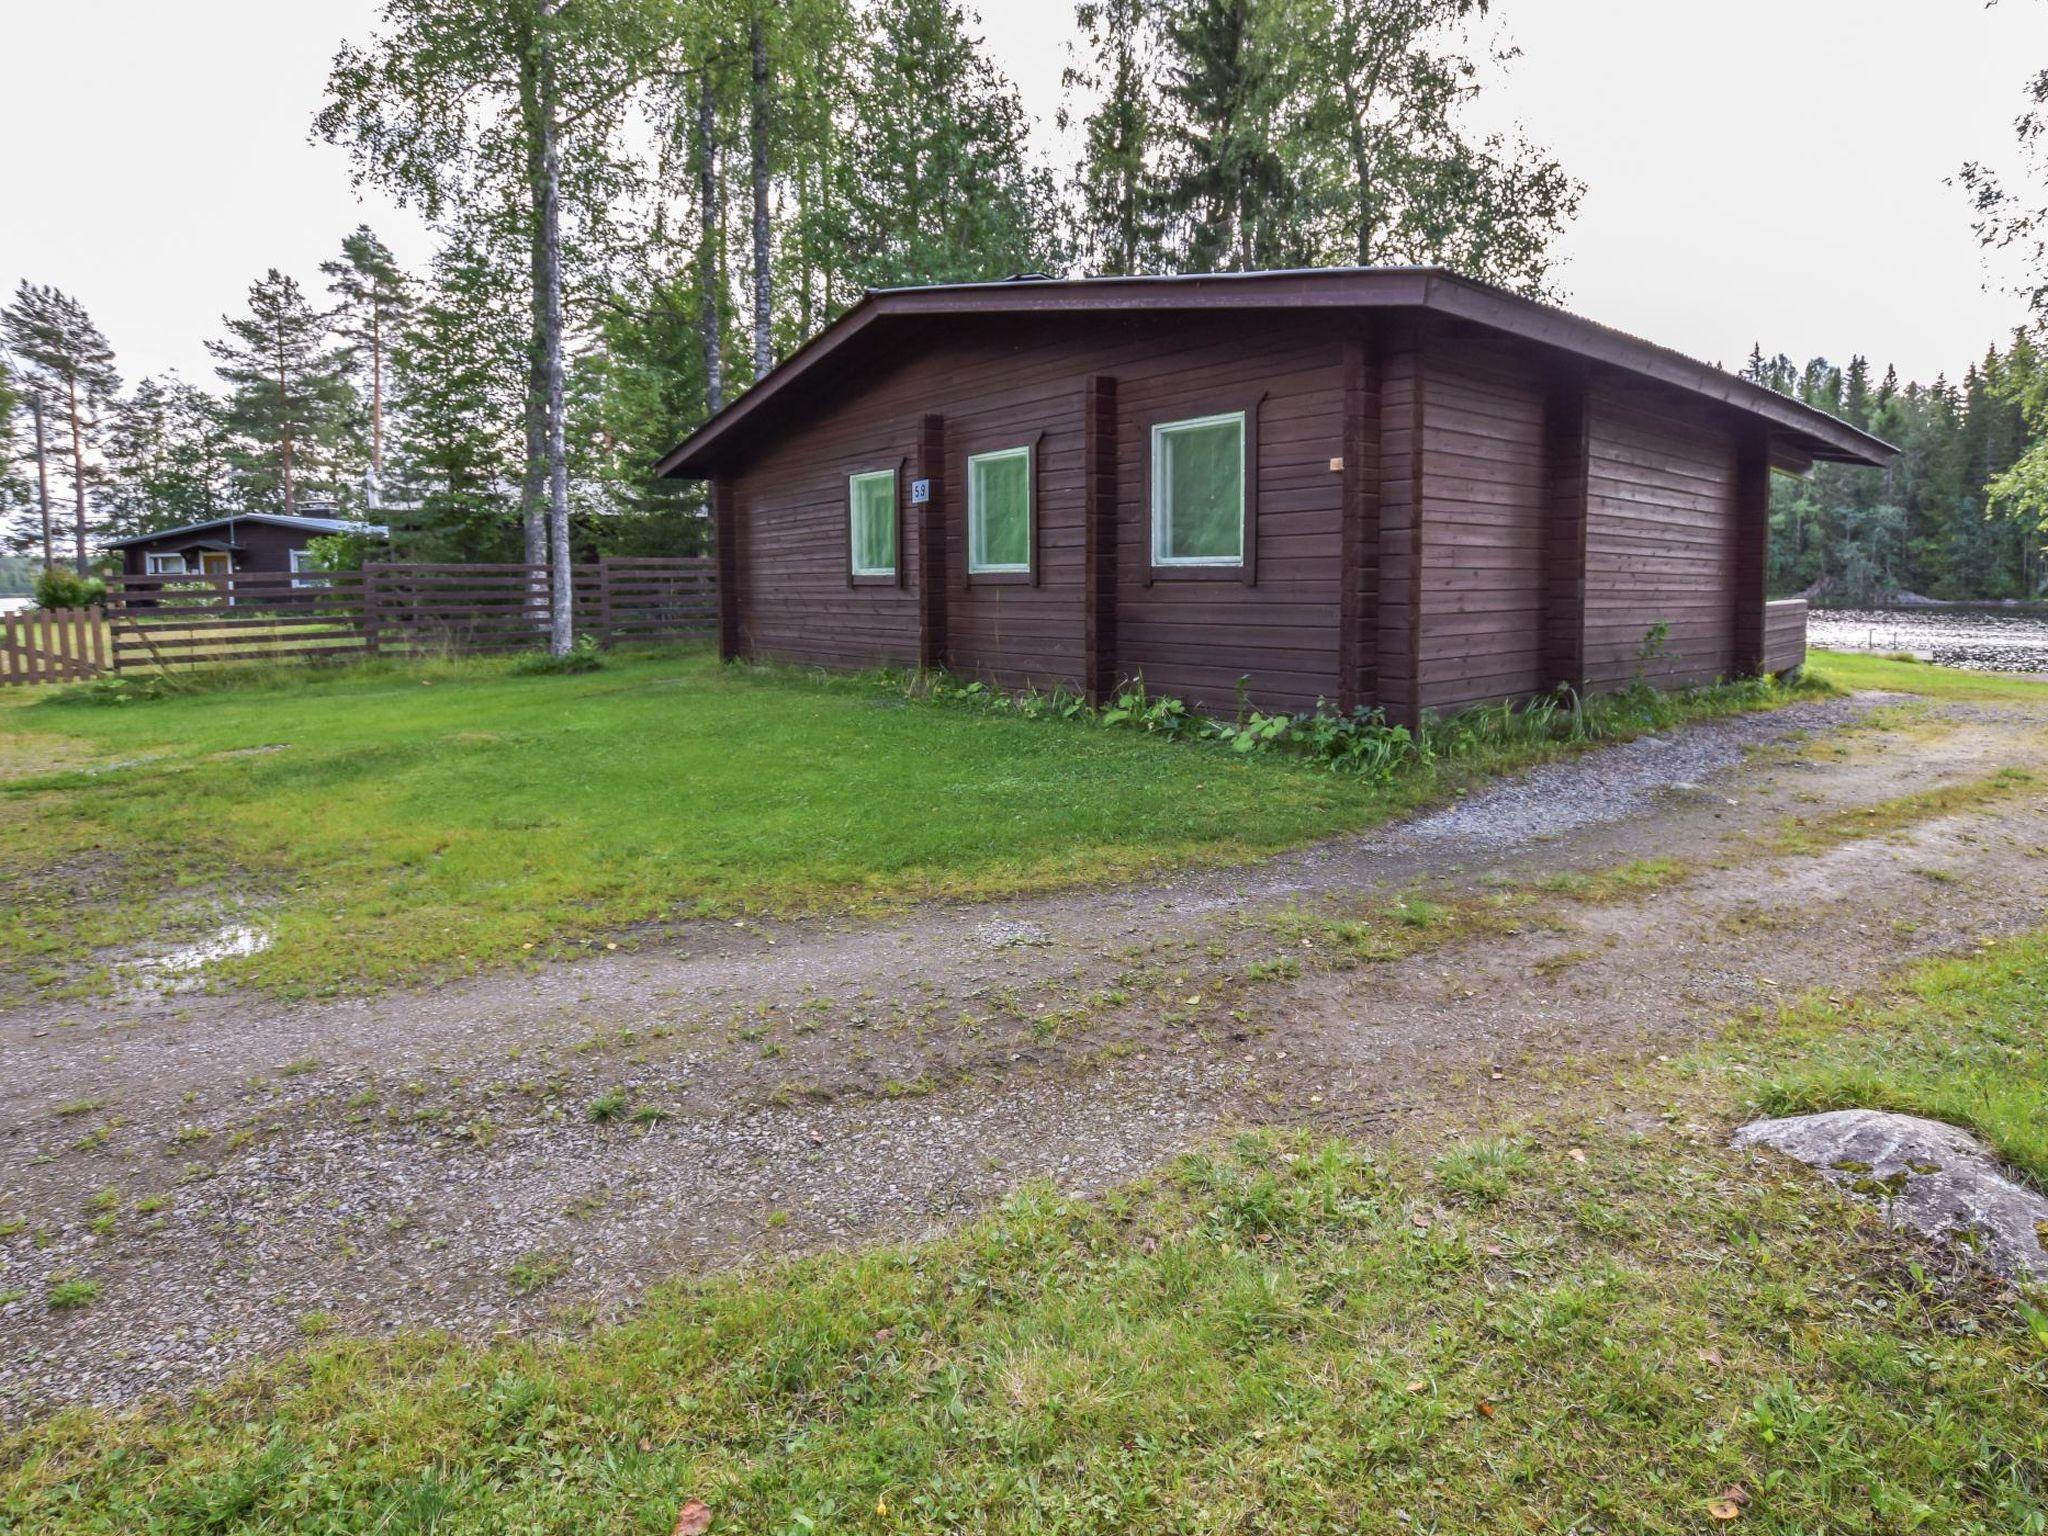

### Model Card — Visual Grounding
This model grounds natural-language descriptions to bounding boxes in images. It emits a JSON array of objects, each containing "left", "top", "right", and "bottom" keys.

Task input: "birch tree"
[{"left": 317, "top": 0, "right": 659, "bottom": 653}]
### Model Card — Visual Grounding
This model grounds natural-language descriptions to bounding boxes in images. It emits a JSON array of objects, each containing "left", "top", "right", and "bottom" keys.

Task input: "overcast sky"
[{"left": 3, "top": 0, "right": 2043, "bottom": 390}]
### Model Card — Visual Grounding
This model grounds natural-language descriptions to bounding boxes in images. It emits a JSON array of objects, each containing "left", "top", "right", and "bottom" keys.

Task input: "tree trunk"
[
  {"left": 29, "top": 391, "right": 53, "bottom": 571},
  {"left": 368, "top": 299, "right": 383, "bottom": 506},
  {"left": 518, "top": 44, "right": 550, "bottom": 574},
  {"left": 750, "top": 12, "right": 773, "bottom": 380},
  {"left": 698, "top": 67, "right": 724, "bottom": 415},
  {"left": 64, "top": 374, "right": 88, "bottom": 574},
  {"left": 276, "top": 335, "right": 296, "bottom": 517},
  {"left": 538, "top": 0, "right": 575, "bottom": 657}
]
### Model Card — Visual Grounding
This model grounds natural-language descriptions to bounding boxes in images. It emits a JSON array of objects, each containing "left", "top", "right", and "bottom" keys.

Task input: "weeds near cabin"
[{"left": 900, "top": 662, "right": 1817, "bottom": 781}]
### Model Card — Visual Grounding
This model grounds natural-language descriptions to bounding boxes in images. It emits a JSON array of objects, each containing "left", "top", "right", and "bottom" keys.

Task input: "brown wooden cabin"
[
  {"left": 103, "top": 513, "right": 386, "bottom": 585},
  {"left": 657, "top": 268, "right": 1894, "bottom": 723}
]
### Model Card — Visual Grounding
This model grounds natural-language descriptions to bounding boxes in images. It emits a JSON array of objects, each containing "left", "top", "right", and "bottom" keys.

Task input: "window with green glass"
[
  {"left": 849, "top": 469, "right": 897, "bottom": 576},
  {"left": 1151, "top": 411, "right": 1246, "bottom": 566},
  {"left": 967, "top": 446, "right": 1032, "bottom": 574}
]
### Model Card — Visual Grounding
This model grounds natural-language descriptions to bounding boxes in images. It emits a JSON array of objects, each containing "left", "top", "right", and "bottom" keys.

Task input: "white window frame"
[
  {"left": 144, "top": 552, "right": 187, "bottom": 575},
  {"left": 289, "top": 548, "right": 329, "bottom": 589},
  {"left": 966, "top": 445, "right": 1033, "bottom": 575},
  {"left": 848, "top": 468, "right": 898, "bottom": 578},
  {"left": 1150, "top": 410, "right": 1247, "bottom": 568}
]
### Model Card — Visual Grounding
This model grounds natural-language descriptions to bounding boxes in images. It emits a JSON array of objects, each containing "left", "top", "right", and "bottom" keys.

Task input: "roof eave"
[{"left": 657, "top": 268, "right": 1897, "bottom": 478}]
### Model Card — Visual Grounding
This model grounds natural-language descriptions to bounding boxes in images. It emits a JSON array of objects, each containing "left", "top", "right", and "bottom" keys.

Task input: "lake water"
[
  {"left": 0, "top": 595, "right": 31, "bottom": 616},
  {"left": 1808, "top": 605, "right": 2048, "bottom": 674}
]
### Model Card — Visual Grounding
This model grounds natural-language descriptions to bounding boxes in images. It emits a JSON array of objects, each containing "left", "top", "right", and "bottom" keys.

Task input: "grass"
[
  {"left": 1762, "top": 765, "right": 2039, "bottom": 857},
  {"left": 8, "top": 940, "right": 2048, "bottom": 1530},
  {"left": 1806, "top": 648, "right": 2048, "bottom": 703},
  {"left": 1747, "top": 928, "right": 2048, "bottom": 1188},
  {"left": 0, "top": 647, "right": 1816, "bottom": 996},
  {"left": 8, "top": 880, "right": 2048, "bottom": 1527}
]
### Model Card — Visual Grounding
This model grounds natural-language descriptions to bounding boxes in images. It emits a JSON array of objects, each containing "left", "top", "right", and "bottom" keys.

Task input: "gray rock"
[{"left": 1734, "top": 1109, "right": 2048, "bottom": 1282}]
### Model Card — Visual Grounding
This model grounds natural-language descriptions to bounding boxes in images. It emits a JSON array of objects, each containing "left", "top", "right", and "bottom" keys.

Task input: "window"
[
  {"left": 849, "top": 469, "right": 897, "bottom": 578},
  {"left": 967, "top": 446, "right": 1032, "bottom": 574},
  {"left": 289, "top": 548, "right": 329, "bottom": 589},
  {"left": 1151, "top": 411, "right": 1246, "bottom": 566},
  {"left": 145, "top": 552, "right": 187, "bottom": 575}
]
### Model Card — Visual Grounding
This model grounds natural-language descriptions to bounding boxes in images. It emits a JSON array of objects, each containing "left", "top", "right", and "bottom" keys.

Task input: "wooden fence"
[
  {"left": 0, "top": 604, "right": 108, "bottom": 686},
  {"left": 1763, "top": 597, "right": 1808, "bottom": 676},
  {"left": 5, "top": 558, "right": 719, "bottom": 683}
]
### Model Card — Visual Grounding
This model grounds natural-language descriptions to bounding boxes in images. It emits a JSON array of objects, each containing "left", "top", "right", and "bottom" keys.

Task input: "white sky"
[{"left": 3, "top": 0, "right": 2043, "bottom": 389}]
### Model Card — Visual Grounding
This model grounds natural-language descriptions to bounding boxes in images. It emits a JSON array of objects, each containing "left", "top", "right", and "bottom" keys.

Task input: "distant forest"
[{"left": 1747, "top": 340, "right": 2044, "bottom": 605}]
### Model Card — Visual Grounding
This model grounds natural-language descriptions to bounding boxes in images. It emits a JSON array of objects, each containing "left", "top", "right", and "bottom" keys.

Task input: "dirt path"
[{"left": 4, "top": 692, "right": 2047, "bottom": 1414}]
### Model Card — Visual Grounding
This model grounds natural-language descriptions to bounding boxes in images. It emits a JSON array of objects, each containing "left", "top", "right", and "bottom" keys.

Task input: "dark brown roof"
[{"left": 656, "top": 266, "right": 1896, "bottom": 478}]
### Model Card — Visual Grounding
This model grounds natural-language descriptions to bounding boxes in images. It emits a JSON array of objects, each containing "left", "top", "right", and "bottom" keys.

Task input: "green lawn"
[
  {"left": 5, "top": 933, "right": 2045, "bottom": 1533},
  {"left": 1806, "top": 647, "right": 2048, "bottom": 703},
  {"left": 0, "top": 647, "right": 1808, "bottom": 996}
]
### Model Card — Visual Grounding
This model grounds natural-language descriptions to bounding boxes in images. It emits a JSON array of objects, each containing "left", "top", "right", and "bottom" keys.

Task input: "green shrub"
[{"left": 32, "top": 567, "right": 106, "bottom": 610}]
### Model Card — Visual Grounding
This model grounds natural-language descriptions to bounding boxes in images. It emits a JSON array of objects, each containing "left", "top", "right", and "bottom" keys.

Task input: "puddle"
[{"left": 127, "top": 924, "right": 272, "bottom": 989}]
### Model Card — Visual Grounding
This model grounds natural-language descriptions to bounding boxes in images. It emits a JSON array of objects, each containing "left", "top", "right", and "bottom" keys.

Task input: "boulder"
[{"left": 1734, "top": 1108, "right": 2048, "bottom": 1283}]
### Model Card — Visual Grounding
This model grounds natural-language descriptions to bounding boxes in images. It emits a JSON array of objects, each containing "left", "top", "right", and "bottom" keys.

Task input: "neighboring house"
[
  {"left": 657, "top": 267, "right": 1895, "bottom": 722},
  {"left": 102, "top": 513, "right": 388, "bottom": 583}
]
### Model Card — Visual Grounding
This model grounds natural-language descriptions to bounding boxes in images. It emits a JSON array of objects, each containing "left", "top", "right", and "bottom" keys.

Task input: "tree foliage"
[
  {"left": 1748, "top": 342, "right": 2042, "bottom": 603},
  {"left": 1063, "top": 0, "right": 1578, "bottom": 290},
  {"left": 207, "top": 270, "right": 354, "bottom": 516},
  {"left": 2, "top": 282, "right": 119, "bottom": 572}
]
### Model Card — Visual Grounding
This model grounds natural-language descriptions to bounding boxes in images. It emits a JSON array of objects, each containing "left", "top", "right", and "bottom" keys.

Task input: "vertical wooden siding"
[{"left": 1582, "top": 378, "right": 1741, "bottom": 689}]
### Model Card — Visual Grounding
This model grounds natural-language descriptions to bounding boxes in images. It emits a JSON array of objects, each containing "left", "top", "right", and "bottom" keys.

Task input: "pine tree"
[
  {"left": 1063, "top": 0, "right": 1160, "bottom": 275},
  {"left": 322, "top": 226, "right": 411, "bottom": 502},
  {"left": 101, "top": 377, "right": 236, "bottom": 539},
  {"left": 388, "top": 225, "right": 528, "bottom": 563},
  {"left": 838, "top": 0, "right": 1061, "bottom": 289},
  {"left": 1, "top": 361, "right": 58, "bottom": 568},
  {"left": 1151, "top": 0, "right": 1300, "bottom": 272},
  {"left": 207, "top": 270, "right": 353, "bottom": 516},
  {"left": 2, "top": 283, "right": 119, "bottom": 574}
]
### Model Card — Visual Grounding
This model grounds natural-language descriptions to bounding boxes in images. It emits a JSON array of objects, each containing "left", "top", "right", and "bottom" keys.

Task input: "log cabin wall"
[
  {"left": 678, "top": 271, "right": 1895, "bottom": 721},
  {"left": 727, "top": 311, "right": 1351, "bottom": 713},
  {"left": 1581, "top": 375, "right": 1743, "bottom": 690},
  {"left": 1412, "top": 322, "right": 1553, "bottom": 714},
  {"left": 717, "top": 297, "right": 1815, "bottom": 721}
]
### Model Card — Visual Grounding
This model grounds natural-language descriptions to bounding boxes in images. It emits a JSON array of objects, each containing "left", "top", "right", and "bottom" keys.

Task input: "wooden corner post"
[
  {"left": 1083, "top": 374, "right": 1119, "bottom": 706},
  {"left": 1731, "top": 430, "right": 1771, "bottom": 678},
  {"left": 712, "top": 477, "right": 741, "bottom": 662},
  {"left": 1338, "top": 333, "right": 1381, "bottom": 713},
  {"left": 1376, "top": 318, "right": 1425, "bottom": 730},
  {"left": 1541, "top": 373, "right": 1590, "bottom": 692},
  {"left": 916, "top": 413, "right": 948, "bottom": 672}
]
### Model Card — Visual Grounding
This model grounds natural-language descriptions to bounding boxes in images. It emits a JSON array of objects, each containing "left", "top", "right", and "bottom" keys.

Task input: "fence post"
[
  {"left": 363, "top": 565, "right": 382, "bottom": 656},
  {"left": 598, "top": 559, "right": 616, "bottom": 650}
]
